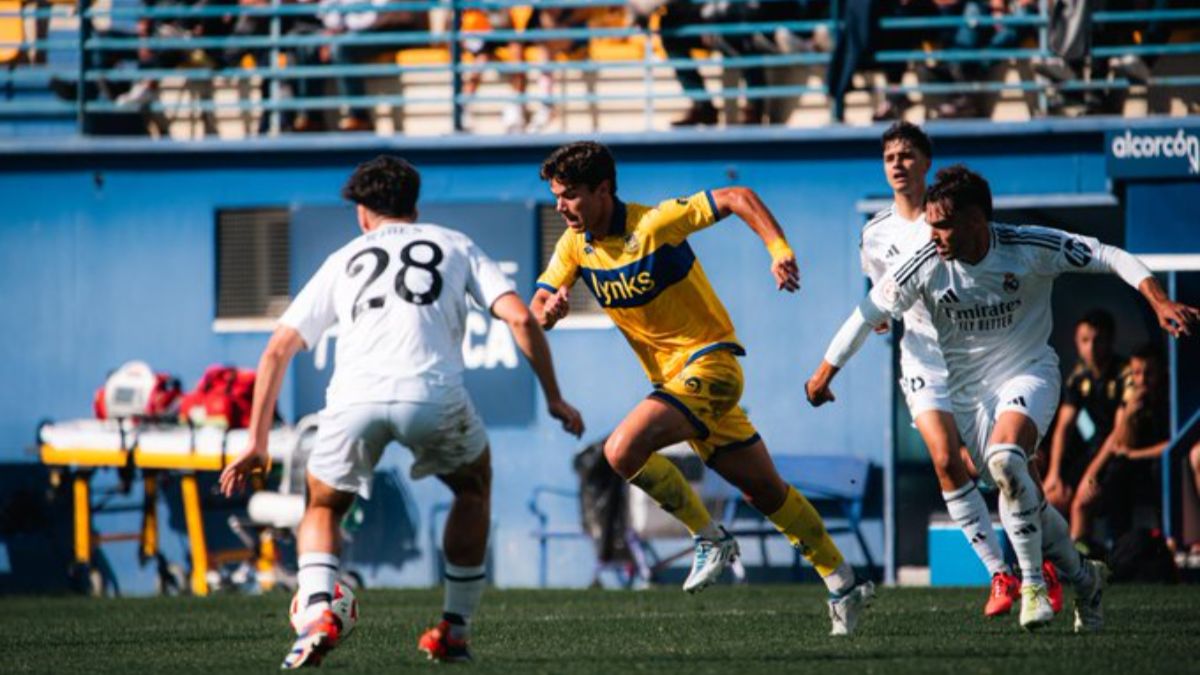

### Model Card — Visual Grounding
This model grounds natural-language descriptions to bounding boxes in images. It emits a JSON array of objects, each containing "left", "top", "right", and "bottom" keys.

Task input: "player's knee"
[
  {"left": 985, "top": 445, "right": 1027, "bottom": 498},
  {"left": 739, "top": 477, "right": 788, "bottom": 515},
  {"left": 603, "top": 433, "right": 640, "bottom": 479},
  {"left": 1190, "top": 443, "right": 1200, "bottom": 472},
  {"left": 928, "top": 445, "right": 960, "bottom": 480}
]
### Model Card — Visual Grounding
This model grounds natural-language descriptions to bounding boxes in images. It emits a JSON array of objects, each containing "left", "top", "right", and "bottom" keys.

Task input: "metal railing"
[{"left": 0, "top": 0, "right": 1196, "bottom": 135}]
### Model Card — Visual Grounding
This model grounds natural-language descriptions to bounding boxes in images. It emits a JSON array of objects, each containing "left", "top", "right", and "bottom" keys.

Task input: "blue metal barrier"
[{"left": 0, "top": 0, "right": 1196, "bottom": 134}]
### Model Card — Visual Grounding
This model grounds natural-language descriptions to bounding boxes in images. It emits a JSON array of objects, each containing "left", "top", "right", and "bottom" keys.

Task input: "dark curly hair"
[
  {"left": 926, "top": 164, "right": 992, "bottom": 220},
  {"left": 881, "top": 121, "right": 932, "bottom": 160},
  {"left": 1078, "top": 308, "right": 1116, "bottom": 338},
  {"left": 539, "top": 141, "right": 618, "bottom": 194},
  {"left": 341, "top": 155, "right": 421, "bottom": 219}
]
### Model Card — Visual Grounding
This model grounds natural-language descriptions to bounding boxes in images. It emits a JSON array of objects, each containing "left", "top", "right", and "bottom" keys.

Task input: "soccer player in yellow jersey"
[{"left": 532, "top": 141, "right": 874, "bottom": 636}]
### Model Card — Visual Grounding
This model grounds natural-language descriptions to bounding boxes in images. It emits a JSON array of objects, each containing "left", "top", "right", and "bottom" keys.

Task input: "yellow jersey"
[{"left": 536, "top": 191, "right": 743, "bottom": 384}]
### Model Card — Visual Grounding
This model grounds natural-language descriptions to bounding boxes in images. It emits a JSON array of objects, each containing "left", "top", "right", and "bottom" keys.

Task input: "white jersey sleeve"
[
  {"left": 464, "top": 239, "right": 516, "bottom": 310},
  {"left": 825, "top": 241, "right": 937, "bottom": 367},
  {"left": 999, "top": 224, "right": 1153, "bottom": 288},
  {"left": 278, "top": 257, "right": 339, "bottom": 350}
]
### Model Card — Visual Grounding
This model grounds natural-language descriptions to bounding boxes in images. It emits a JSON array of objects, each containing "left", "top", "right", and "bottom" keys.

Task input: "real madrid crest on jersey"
[
  {"left": 1003, "top": 272, "right": 1020, "bottom": 293},
  {"left": 623, "top": 233, "right": 640, "bottom": 253}
]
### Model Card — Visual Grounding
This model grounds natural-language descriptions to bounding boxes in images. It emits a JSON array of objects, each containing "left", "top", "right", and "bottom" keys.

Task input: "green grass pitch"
[{"left": 5, "top": 585, "right": 1199, "bottom": 673}]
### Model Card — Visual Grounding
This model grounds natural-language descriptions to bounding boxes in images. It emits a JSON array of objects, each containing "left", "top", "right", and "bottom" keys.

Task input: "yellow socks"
[
  {"left": 766, "top": 486, "right": 845, "bottom": 578},
  {"left": 629, "top": 453, "right": 713, "bottom": 535}
]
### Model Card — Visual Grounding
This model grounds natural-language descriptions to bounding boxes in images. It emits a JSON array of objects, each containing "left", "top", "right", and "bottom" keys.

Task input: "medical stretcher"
[{"left": 39, "top": 419, "right": 300, "bottom": 596}]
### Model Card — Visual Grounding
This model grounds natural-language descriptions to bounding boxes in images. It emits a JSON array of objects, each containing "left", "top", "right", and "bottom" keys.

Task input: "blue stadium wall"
[{"left": 1, "top": 118, "right": 1197, "bottom": 594}]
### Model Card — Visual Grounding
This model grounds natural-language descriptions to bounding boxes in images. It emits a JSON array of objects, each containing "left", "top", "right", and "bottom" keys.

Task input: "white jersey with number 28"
[{"left": 279, "top": 221, "right": 514, "bottom": 409}]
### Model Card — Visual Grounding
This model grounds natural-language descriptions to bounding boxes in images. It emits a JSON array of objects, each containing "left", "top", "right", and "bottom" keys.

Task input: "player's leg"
[
  {"left": 287, "top": 405, "right": 391, "bottom": 668},
  {"left": 605, "top": 396, "right": 720, "bottom": 540},
  {"left": 607, "top": 395, "right": 737, "bottom": 593},
  {"left": 418, "top": 449, "right": 492, "bottom": 662},
  {"left": 285, "top": 475, "right": 358, "bottom": 669},
  {"left": 404, "top": 394, "right": 492, "bottom": 661},
  {"left": 984, "top": 409, "right": 1055, "bottom": 629},
  {"left": 987, "top": 370, "right": 1103, "bottom": 632},
  {"left": 915, "top": 406, "right": 1017, "bottom": 614},
  {"left": 706, "top": 439, "right": 857, "bottom": 592}
]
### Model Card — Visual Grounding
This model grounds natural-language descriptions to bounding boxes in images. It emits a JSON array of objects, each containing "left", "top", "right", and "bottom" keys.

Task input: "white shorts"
[
  {"left": 953, "top": 359, "right": 1061, "bottom": 485},
  {"left": 899, "top": 360, "right": 952, "bottom": 418},
  {"left": 307, "top": 388, "right": 488, "bottom": 499}
]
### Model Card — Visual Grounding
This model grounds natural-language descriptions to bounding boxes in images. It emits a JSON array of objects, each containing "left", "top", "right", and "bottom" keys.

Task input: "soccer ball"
[{"left": 289, "top": 582, "right": 359, "bottom": 638}]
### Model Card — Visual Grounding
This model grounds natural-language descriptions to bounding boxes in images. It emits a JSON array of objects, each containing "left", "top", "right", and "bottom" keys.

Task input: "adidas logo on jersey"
[
  {"left": 938, "top": 289, "right": 960, "bottom": 304},
  {"left": 885, "top": 244, "right": 901, "bottom": 259},
  {"left": 1006, "top": 395, "right": 1028, "bottom": 408}
]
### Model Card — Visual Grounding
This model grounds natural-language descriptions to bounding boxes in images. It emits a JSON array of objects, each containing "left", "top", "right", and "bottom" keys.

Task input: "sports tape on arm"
[
  {"left": 1093, "top": 243, "right": 1154, "bottom": 289},
  {"left": 823, "top": 296, "right": 889, "bottom": 368}
]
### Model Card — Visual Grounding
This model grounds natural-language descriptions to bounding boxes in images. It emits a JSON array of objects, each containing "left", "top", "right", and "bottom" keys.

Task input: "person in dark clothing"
[
  {"left": 1070, "top": 344, "right": 1170, "bottom": 551},
  {"left": 1044, "top": 309, "right": 1126, "bottom": 515}
]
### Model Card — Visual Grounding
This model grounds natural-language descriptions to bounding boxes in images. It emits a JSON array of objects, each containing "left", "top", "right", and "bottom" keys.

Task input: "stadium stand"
[{"left": 0, "top": 0, "right": 1196, "bottom": 137}]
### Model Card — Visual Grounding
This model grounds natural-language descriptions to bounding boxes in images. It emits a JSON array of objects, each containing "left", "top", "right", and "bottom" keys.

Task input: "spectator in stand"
[
  {"left": 1035, "top": 0, "right": 1170, "bottom": 114},
  {"left": 114, "top": 0, "right": 235, "bottom": 111},
  {"left": 223, "top": 0, "right": 326, "bottom": 132},
  {"left": 642, "top": 0, "right": 717, "bottom": 126},
  {"left": 460, "top": 8, "right": 529, "bottom": 134},
  {"left": 523, "top": 5, "right": 592, "bottom": 132},
  {"left": 1043, "top": 310, "right": 1127, "bottom": 516},
  {"left": 1070, "top": 344, "right": 1170, "bottom": 556},
  {"left": 319, "top": 0, "right": 428, "bottom": 132},
  {"left": 827, "top": 0, "right": 936, "bottom": 122}
]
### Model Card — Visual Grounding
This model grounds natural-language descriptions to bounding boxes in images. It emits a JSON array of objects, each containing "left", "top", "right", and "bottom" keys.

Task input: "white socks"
[
  {"left": 1039, "top": 500, "right": 1091, "bottom": 588},
  {"left": 823, "top": 560, "right": 857, "bottom": 596},
  {"left": 986, "top": 444, "right": 1044, "bottom": 587},
  {"left": 443, "top": 561, "right": 487, "bottom": 640},
  {"left": 942, "top": 482, "right": 1009, "bottom": 577},
  {"left": 297, "top": 552, "right": 339, "bottom": 625}
]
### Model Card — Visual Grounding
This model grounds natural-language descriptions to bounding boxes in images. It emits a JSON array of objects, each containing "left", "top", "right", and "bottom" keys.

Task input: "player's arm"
[
  {"left": 532, "top": 230, "right": 580, "bottom": 329},
  {"left": 1043, "top": 402, "right": 1079, "bottom": 498},
  {"left": 805, "top": 297, "right": 891, "bottom": 406},
  {"left": 531, "top": 285, "right": 571, "bottom": 330},
  {"left": 1092, "top": 245, "right": 1199, "bottom": 337},
  {"left": 806, "top": 250, "right": 928, "bottom": 407},
  {"left": 219, "top": 326, "right": 305, "bottom": 497},
  {"left": 710, "top": 187, "right": 799, "bottom": 292},
  {"left": 491, "top": 292, "right": 584, "bottom": 437},
  {"left": 1038, "top": 227, "right": 1200, "bottom": 336}
]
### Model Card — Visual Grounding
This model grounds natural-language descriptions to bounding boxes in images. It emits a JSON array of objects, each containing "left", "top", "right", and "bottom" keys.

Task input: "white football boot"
[
  {"left": 1019, "top": 584, "right": 1055, "bottom": 631},
  {"left": 1073, "top": 559, "right": 1108, "bottom": 633},
  {"left": 682, "top": 526, "right": 738, "bottom": 593},
  {"left": 828, "top": 580, "right": 875, "bottom": 636}
]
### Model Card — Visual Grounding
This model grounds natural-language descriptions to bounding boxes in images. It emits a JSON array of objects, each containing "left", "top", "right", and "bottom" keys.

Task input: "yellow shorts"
[{"left": 648, "top": 349, "right": 760, "bottom": 464}]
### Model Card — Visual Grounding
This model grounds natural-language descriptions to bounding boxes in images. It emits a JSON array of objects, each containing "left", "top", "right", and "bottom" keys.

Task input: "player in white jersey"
[
  {"left": 808, "top": 165, "right": 1199, "bottom": 632},
  {"left": 219, "top": 156, "right": 584, "bottom": 667},
  {"left": 862, "top": 123, "right": 1027, "bottom": 617}
]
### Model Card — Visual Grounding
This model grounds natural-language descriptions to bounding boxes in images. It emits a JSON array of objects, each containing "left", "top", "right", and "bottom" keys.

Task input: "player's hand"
[
  {"left": 804, "top": 376, "right": 836, "bottom": 407},
  {"left": 771, "top": 253, "right": 800, "bottom": 293},
  {"left": 219, "top": 443, "right": 271, "bottom": 497},
  {"left": 548, "top": 397, "right": 585, "bottom": 438},
  {"left": 541, "top": 286, "right": 571, "bottom": 327},
  {"left": 1154, "top": 299, "right": 1200, "bottom": 338}
]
